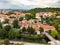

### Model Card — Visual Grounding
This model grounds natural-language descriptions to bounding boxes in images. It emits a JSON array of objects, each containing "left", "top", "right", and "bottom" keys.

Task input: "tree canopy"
[
  {"left": 13, "top": 19, "right": 19, "bottom": 28},
  {"left": 27, "top": 8, "right": 60, "bottom": 13},
  {"left": 9, "top": 28, "right": 19, "bottom": 39}
]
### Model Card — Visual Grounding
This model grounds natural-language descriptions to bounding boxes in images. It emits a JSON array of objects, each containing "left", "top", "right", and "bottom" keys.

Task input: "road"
[
  {"left": 43, "top": 32, "right": 55, "bottom": 41},
  {"left": 43, "top": 32, "right": 60, "bottom": 45},
  {"left": 10, "top": 41, "right": 46, "bottom": 45}
]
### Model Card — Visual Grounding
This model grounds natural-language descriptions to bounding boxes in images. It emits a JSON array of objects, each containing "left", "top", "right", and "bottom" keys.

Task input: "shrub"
[
  {"left": 4, "top": 39, "right": 10, "bottom": 45},
  {"left": 19, "top": 17, "right": 23, "bottom": 21},
  {"left": 15, "top": 43, "right": 23, "bottom": 45}
]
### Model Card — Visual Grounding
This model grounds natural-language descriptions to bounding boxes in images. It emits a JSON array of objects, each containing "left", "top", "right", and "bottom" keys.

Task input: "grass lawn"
[{"left": 0, "top": 39, "right": 4, "bottom": 44}]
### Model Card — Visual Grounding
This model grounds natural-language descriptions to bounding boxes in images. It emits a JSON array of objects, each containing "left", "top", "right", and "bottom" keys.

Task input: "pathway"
[{"left": 43, "top": 32, "right": 60, "bottom": 45}]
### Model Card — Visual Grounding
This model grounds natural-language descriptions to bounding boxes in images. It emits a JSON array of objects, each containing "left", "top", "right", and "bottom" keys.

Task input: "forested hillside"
[{"left": 27, "top": 8, "right": 60, "bottom": 13}]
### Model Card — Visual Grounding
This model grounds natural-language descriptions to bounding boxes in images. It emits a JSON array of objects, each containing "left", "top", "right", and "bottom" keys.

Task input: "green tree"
[
  {"left": 57, "top": 24, "right": 60, "bottom": 32},
  {"left": 25, "top": 13, "right": 35, "bottom": 20},
  {"left": 4, "top": 39, "right": 10, "bottom": 45},
  {"left": 40, "top": 16, "right": 44, "bottom": 24},
  {"left": 13, "top": 19, "right": 19, "bottom": 28},
  {"left": 50, "top": 30, "right": 58, "bottom": 38},
  {"left": 3, "top": 25, "right": 11, "bottom": 38},
  {"left": 9, "top": 28, "right": 19, "bottom": 39},
  {"left": 57, "top": 34, "right": 60, "bottom": 40},
  {"left": 50, "top": 15, "right": 56, "bottom": 21},
  {"left": 22, "top": 27, "right": 26, "bottom": 32},
  {"left": 25, "top": 13, "right": 31, "bottom": 20},
  {"left": 4, "top": 19, "right": 9, "bottom": 24},
  {"left": 45, "top": 17, "right": 50, "bottom": 25},
  {"left": 7, "top": 11, "right": 13, "bottom": 15},
  {"left": 4, "top": 25, "right": 11, "bottom": 31},
  {"left": 51, "top": 20, "right": 59, "bottom": 29},
  {"left": 0, "top": 22, "right": 2, "bottom": 28},
  {"left": 19, "top": 17, "right": 23, "bottom": 21},
  {"left": 0, "top": 28, "right": 7, "bottom": 38},
  {"left": 48, "top": 30, "right": 51, "bottom": 34},
  {"left": 57, "top": 25, "right": 60, "bottom": 40},
  {"left": 27, "top": 8, "right": 60, "bottom": 13},
  {"left": 27, "top": 26, "right": 35, "bottom": 34},
  {"left": 39, "top": 27, "right": 44, "bottom": 33},
  {"left": 34, "top": 19, "right": 37, "bottom": 23}
]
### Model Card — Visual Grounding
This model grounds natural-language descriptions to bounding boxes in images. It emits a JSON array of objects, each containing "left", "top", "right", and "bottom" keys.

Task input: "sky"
[{"left": 0, "top": 0, "right": 60, "bottom": 10}]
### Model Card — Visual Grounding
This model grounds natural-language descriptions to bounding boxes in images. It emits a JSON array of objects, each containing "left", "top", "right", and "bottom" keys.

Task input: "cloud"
[{"left": 0, "top": 0, "right": 60, "bottom": 9}]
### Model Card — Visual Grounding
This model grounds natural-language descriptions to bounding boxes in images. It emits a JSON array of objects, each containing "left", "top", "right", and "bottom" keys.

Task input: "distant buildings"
[
  {"left": 19, "top": 20, "right": 55, "bottom": 31},
  {"left": 0, "top": 10, "right": 56, "bottom": 34},
  {"left": 2, "top": 10, "right": 9, "bottom": 15},
  {"left": 36, "top": 12, "right": 56, "bottom": 18},
  {"left": 0, "top": 14, "right": 9, "bottom": 22}
]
